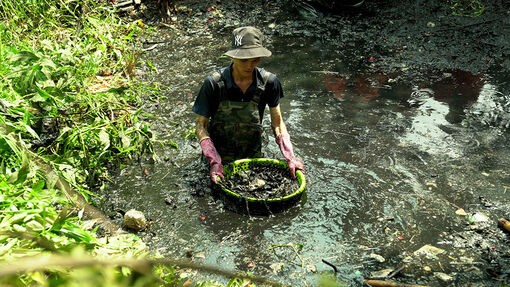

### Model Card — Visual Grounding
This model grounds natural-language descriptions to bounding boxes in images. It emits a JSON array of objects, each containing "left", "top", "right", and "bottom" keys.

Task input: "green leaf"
[
  {"left": 19, "top": 68, "right": 38, "bottom": 94},
  {"left": 8, "top": 150, "right": 29, "bottom": 184},
  {"left": 120, "top": 132, "right": 131, "bottom": 149},
  {"left": 26, "top": 220, "right": 44, "bottom": 231},
  {"left": 9, "top": 51, "right": 39, "bottom": 64},
  {"left": 24, "top": 124, "right": 40, "bottom": 140},
  {"left": 30, "top": 93, "right": 47, "bottom": 102},
  {"left": 121, "top": 266, "right": 131, "bottom": 277},
  {"left": 226, "top": 278, "right": 244, "bottom": 287},
  {"left": 59, "top": 221, "right": 97, "bottom": 244},
  {"left": 8, "top": 213, "right": 29, "bottom": 225},
  {"left": 134, "top": 107, "right": 144, "bottom": 116},
  {"left": 32, "top": 180, "right": 46, "bottom": 193},
  {"left": 98, "top": 129, "right": 110, "bottom": 151},
  {"left": 168, "top": 141, "right": 178, "bottom": 149},
  {"left": 12, "top": 224, "right": 26, "bottom": 232},
  {"left": 147, "top": 59, "right": 157, "bottom": 72},
  {"left": 34, "top": 85, "right": 51, "bottom": 99}
]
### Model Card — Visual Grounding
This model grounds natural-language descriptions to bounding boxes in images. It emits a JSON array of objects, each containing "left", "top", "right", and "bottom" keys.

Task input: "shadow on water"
[{"left": 102, "top": 34, "right": 510, "bottom": 285}]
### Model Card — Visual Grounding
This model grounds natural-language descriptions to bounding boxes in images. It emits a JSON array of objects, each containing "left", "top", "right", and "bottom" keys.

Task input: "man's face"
[{"left": 233, "top": 57, "right": 261, "bottom": 77}]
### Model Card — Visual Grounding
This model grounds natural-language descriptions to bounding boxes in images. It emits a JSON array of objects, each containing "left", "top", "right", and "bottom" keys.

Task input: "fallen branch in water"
[
  {"left": 321, "top": 259, "right": 338, "bottom": 273},
  {"left": 268, "top": 243, "right": 305, "bottom": 268},
  {"left": 0, "top": 254, "right": 285, "bottom": 286}
]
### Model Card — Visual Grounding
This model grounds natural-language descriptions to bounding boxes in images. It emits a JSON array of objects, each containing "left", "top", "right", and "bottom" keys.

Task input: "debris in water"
[
  {"left": 370, "top": 268, "right": 393, "bottom": 279},
  {"left": 321, "top": 259, "right": 338, "bottom": 273},
  {"left": 498, "top": 218, "right": 510, "bottom": 233},
  {"left": 434, "top": 272, "right": 453, "bottom": 282},
  {"left": 364, "top": 279, "right": 430, "bottom": 287},
  {"left": 467, "top": 212, "right": 489, "bottom": 223},
  {"left": 269, "top": 262, "right": 284, "bottom": 274},
  {"left": 370, "top": 253, "right": 386, "bottom": 263},
  {"left": 455, "top": 208, "right": 467, "bottom": 216}
]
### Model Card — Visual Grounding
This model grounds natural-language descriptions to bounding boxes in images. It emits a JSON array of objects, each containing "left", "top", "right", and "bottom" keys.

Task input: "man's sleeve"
[
  {"left": 192, "top": 76, "right": 215, "bottom": 118},
  {"left": 266, "top": 75, "right": 284, "bottom": 108}
]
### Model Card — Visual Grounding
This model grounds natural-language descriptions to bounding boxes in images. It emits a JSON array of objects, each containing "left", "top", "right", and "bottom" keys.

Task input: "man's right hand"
[
  {"left": 210, "top": 162, "right": 224, "bottom": 184},
  {"left": 199, "top": 138, "right": 224, "bottom": 183}
]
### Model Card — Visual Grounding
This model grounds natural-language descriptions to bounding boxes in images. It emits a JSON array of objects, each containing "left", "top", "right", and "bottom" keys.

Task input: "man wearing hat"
[{"left": 192, "top": 26, "right": 305, "bottom": 183}]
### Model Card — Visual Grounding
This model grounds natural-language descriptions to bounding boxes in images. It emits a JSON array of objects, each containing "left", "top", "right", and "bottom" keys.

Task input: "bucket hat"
[{"left": 224, "top": 26, "right": 272, "bottom": 59}]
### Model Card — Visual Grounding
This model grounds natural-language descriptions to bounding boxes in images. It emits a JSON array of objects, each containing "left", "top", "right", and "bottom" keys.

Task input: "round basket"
[{"left": 215, "top": 158, "right": 306, "bottom": 215}]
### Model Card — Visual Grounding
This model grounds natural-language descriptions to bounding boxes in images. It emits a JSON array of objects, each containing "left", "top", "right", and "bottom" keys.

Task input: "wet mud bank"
[{"left": 99, "top": 0, "right": 510, "bottom": 286}]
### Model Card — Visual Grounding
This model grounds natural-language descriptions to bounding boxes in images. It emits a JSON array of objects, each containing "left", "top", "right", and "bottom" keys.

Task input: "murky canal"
[{"left": 101, "top": 31, "right": 510, "bottom": 286}]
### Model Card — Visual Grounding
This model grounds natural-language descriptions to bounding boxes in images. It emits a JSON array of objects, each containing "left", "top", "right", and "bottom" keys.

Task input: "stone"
[
  {"left": 370, "top": 253, "right": 386, "bottom": 263},
  {"left": 370, "top": 268, "right": 393, "bottom": 279},
  {"left": 434, "top": 272, "right": 454, "bottom": 282},
  {"left": 270, "top": 262, "right": 284, "bottom": 274},
  {"left": 123, "top": 209, "right": 146, "bottom": 231},
  {"left": 413, "top": 245, "right": 445, "bottom": 257}
]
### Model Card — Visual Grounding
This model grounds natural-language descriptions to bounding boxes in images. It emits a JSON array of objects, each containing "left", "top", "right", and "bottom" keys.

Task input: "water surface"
[{"left": 103, "top": 34, "right": 510, "bottom": 286}]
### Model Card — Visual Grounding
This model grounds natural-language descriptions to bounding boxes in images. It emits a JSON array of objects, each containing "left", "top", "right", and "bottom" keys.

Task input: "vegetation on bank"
[{"left": 0, "top": 0, "right": 178, "bottom": 285}]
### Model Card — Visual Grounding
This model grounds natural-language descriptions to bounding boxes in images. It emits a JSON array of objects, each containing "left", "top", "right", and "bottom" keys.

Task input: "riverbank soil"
[{"left": 103, "top": 0, "right": 510, "bottom": 286}]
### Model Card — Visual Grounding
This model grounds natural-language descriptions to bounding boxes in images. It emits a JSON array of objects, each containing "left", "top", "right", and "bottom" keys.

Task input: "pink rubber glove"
[
  {"left": 200, "top": 138, "right": 224, "bottom": 183},
  {"left": 276, "top": 133, "right": 305, "bottom": 178}
]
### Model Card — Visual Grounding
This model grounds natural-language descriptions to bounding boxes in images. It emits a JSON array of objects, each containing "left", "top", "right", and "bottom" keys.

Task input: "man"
[{"left": 192, "top": 26, "right": 304, "bottom": 183}]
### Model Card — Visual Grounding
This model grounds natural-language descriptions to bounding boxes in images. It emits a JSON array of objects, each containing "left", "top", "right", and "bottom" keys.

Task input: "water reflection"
[
  {"left": 323, "top": 72, "right": 390, "bottom": 102},
  {"left": 324, "top": 70, "right": 483, "bottom": 118}
]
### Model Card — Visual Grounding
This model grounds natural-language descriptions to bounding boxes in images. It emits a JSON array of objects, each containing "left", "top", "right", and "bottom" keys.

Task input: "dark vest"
[{"left": 208, "top": 68, "right": 273, "bottom": 162}]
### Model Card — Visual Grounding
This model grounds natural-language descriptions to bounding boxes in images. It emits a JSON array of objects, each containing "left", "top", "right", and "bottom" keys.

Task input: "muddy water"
[{"left": 103, "top": 33, "right": 510, "bottom": 286}]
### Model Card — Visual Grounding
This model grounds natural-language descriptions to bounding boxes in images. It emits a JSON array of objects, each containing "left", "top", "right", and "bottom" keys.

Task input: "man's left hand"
[{"left": 276, "top": 133, "right": 305, "bottom": 178}]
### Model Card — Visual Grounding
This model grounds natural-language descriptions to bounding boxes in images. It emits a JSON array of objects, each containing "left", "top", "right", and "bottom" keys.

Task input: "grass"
[{"left": 0, "top": 0, "right": 178, "bottom": 285}]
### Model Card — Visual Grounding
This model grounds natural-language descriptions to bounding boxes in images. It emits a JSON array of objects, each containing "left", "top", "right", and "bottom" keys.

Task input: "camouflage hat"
[{"left": 224, "top": 26, "right": 272, "bottom": 59}]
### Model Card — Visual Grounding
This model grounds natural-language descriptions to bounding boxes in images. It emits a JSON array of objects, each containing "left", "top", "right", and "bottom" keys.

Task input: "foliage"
[
  {"left": 0, "top": 0, "right": 308, "bottom": 286},
  {"left": 0, "top": 0, "right": 172, "bottom": 285},
  {"left": 318, "top": 275, "right": 346, "bottom": 287},
  {"left": 0, "top": 0, "right": 157, "bottom": 188},
  {"left": 0, "top": 138, "right": 160, "bottom": 285}
]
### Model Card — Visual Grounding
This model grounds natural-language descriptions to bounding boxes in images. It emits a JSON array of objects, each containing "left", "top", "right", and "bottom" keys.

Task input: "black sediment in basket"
[{"left": 216, "top": 158, "right": 306, "bottom": 215}]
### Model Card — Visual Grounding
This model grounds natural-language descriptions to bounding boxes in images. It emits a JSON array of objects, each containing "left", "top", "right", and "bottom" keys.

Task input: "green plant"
[
  {"left": 182, "top": 125, "right": 197, "bottom": 139},
  {"left": 0, "top": 0, "right": 167, "bottom": 285}
]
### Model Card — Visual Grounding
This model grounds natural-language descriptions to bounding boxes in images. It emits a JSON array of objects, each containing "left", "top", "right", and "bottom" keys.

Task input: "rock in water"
[{"left": 123, "top": 209, "right": 146, "bottom": 231}]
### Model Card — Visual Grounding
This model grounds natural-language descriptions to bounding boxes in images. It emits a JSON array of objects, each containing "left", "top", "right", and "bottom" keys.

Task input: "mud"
[
  {"left": 99, "top": 0, "right": 510, "bottom": 286},
  {"left": 221, "top": 164, "right": 300, "bottom": 199}
]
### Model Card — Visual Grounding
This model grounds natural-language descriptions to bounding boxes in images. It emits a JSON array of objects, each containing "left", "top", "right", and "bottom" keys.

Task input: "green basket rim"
[{"left": 217, "top": 158, "right": 306, "bottom": 203}]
